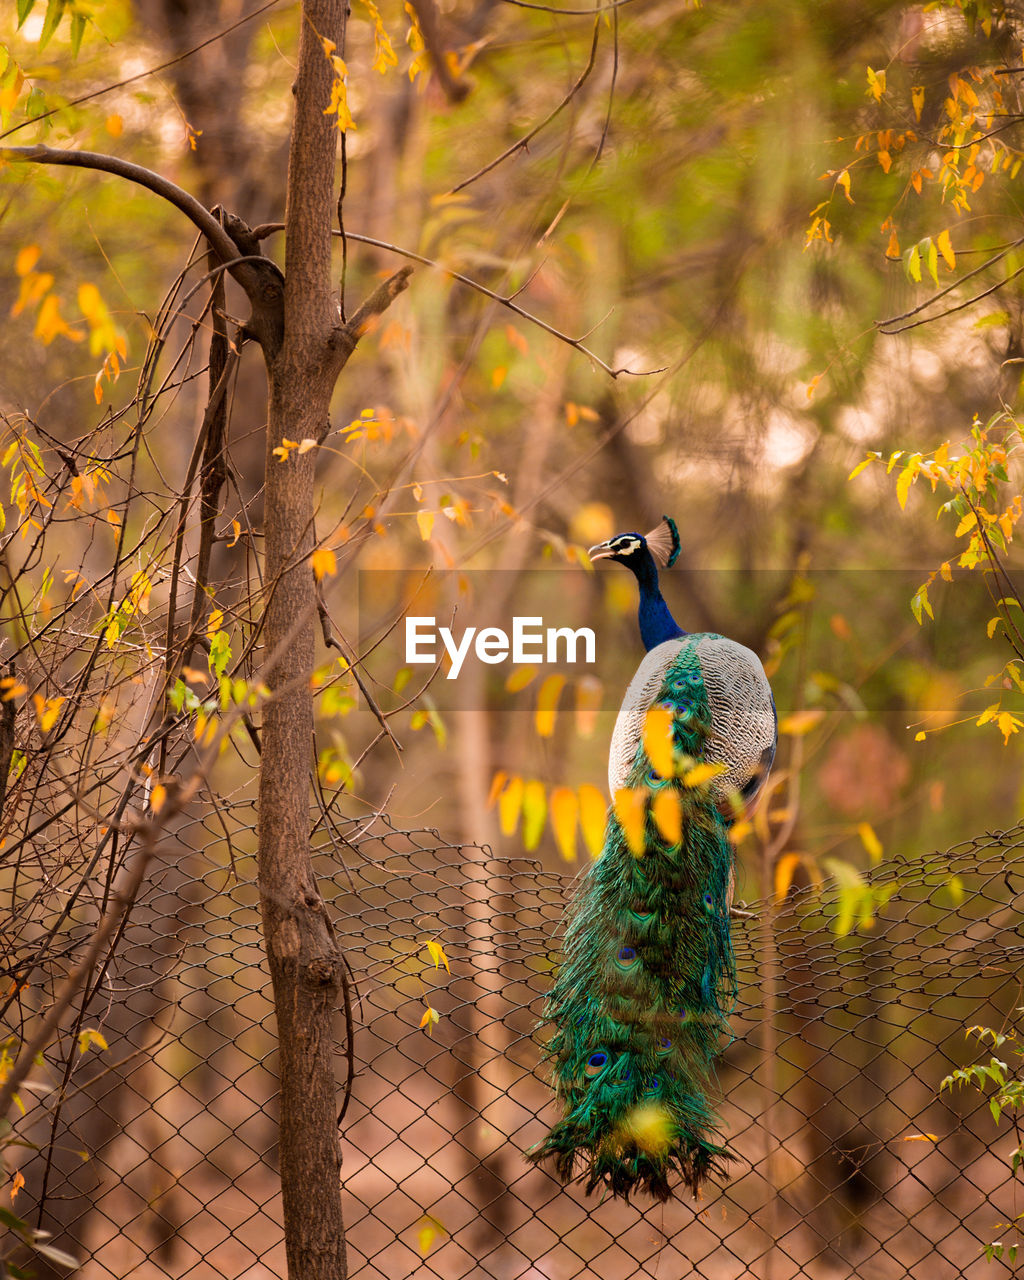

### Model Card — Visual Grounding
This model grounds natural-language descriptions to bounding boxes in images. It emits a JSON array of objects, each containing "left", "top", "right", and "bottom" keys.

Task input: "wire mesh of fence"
[{"left": 9, "top": 806, "right": 1024, "bottom": 1280}]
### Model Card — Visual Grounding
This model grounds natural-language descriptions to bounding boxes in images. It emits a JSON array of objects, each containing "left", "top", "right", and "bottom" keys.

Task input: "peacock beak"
[{"left": 588, "top": 542, "right": 616, "bottom": 562}]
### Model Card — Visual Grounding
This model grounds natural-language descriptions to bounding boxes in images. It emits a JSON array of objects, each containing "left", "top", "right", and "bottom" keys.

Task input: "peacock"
[{"left": 529, "top": 516, "right": 776, "bottom": 1202}]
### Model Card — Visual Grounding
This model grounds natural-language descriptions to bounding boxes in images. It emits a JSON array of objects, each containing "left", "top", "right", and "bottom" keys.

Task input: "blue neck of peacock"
[{"left": 633, "top": 553, "right": 687, "bottom": 651}]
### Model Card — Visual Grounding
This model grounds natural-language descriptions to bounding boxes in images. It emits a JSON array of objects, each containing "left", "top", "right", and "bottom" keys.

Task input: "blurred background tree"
[{"left": 4, "top": 0, "right": 1024, "bottom": 1272}]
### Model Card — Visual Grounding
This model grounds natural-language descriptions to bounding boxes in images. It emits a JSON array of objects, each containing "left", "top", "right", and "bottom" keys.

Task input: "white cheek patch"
[{"left": 616, "top": 538, "right": 641, "bottom": 555}]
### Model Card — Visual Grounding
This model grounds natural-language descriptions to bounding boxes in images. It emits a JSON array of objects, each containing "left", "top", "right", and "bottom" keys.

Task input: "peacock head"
[{"left": 588, "top": 515, "right": 681, "bottom": 571}]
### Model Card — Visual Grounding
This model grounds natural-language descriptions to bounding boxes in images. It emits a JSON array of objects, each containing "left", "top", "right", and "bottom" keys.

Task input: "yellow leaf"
[
  {"left": 491, "top": 365, "right": 507, "bottom": 389},
  {"left": 419, "top": 1004, "right": 439, "bottom": 1034},
  {"left": 651, "top": 789, "right": 681, "bottom": 846},
  {"left": 535, "top": 674, "right": 565, "bottom": 738},
  {"left": 498, "top": 775, "right": 523, "bottom": 836},
  {"left": 988, "top": 616, "right": 1002, "bottom": 639},
  {"left": 613, "top": 787, "right": 647, "bottom": 857},
  {"left": 522, "top": 780, "right": 547, "bottom": 851},
  {"left": 616, "top": 1101, "right": 673, "bottom": 1155},
  {"left": 915, "top": 731, "right": 927, "bottom": 741},
  {"left": 939, "top": 561, "right": 952, "bottom": 582},
  {"left": 550, "top": 787, "right": 578, "bottom": 862},
  {"left": 416, "top": 509, "right": 434, "bottom": 541},
  {"left": 424, "top": 939, "right": 450, "bottom": 973},
  {"left": 955, "top": 511, "right": 978, "bottom": 537},
  {"left": 885, "top": 226, "right": 900, "bottom": 259},
  {"left": 150, "top": 783, "right": 167, "bottom": 815},
  {"left": 778, "top": 708, "right": 825, "bottom": 736},
  {"left": 311, "top": 547, "right": 337, "bottom": 580},
  {"left": 105, "top": 113, "right": 123, "bottom": 137},
  {"left": 643, "top": 704, "right": 675, "bottom": 778},
  {"left": 416, "top": 1215, "right": 446, "bottom": 1257},
  {"left": 836, "top": 169, "right": 853, "bottom": 203},
  {"left": 773, "top": 852, "right": 804, "bottom": 902},
  {"left": 505, "top": 665, "right": 538, "bottom": 693},
  {"left": 77, "top": 1028, "right": 108, "bottom": 1054},
  {"left": 0, "top": 678, "right": 26, "bottom": 701},
  {"left": 412, "top": 482, "right": 423, "bottom": 502},
  {"left": 857, "top": 821, "right": 883, "bottom": 864},
  {"left": 848, "top": 454, "right": 878, "bottom": 481},
  {"left": 997, "top": 711, "right": 1021, "bottom": 744},
  {"left": 911, "top": 85, "right": 924, "bottom": 121},
  {"left": 976, "top": 703, "right": 999, "bottom": 726},
  {"left": 10, "top": 1170, "right": 24, "bottom": 1202},
  {"left": 936, "top": 228, "right": 955, "bottom": 270},
  {"left": 877, "top": 149, "right": 892, "bottom": 173},
  {"left": 207, "top": 608, "right": 224, "bottom": 637},
  {"left": 896, "top": 464, "right": 915, "bottom": 510},
  {"left": 32, "top": 694, "right": 65, "bottom": 734},
  {"left": 228, "top": 519, "right": 241, "bottom": 548},
  {"left": 682, "top": 761, "right": 728, "bottom": 787},
  {"left": 578, "top": 784, "right": 607, "bottom": 859},
  {"left": 902, "top": 1133, "right": 938, "bottom": 1142}
]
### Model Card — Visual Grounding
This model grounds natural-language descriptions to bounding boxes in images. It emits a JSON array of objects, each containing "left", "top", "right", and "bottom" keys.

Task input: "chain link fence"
[{"left": 10, "top": 809, "right": 1024, "bottom": 1279}]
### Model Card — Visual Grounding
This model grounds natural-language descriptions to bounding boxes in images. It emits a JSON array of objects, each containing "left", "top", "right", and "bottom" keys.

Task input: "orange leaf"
[
  {"left": 486, "top": 770, "right": 509, "bottom": 808},
  {"left": 651, "top": 789, "right": 681, "bottom": 846},
  {"left": 774, "top": 852, "right": 802, "bottom": 902},
  {"left": 311, "top": 547, "right": 337, "bottom": 580},
  {"left": 613, "top": 787, "right": 647, "bottom": 857},
  {"left": 505, "top": 665, "right": 538, "bottom": 693},
  {"left": 778, "top": 708, "right": 825, "bottom": 735},
  {"left": 574, "top": 675, "right": 602, "bottom": 738},
  {"left": 643, "top": 704, "right": 675, "bottom": 778}
]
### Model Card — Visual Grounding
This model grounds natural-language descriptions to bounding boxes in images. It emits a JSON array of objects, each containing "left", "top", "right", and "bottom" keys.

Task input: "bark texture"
[{"left": 257, "top": 3, "right": 350, "bottom": 1276}]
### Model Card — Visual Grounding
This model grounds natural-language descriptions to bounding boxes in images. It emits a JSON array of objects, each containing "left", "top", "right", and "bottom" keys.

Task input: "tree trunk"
[{"left": 257, "top": 2, "right": 349, "bottom": 1276}]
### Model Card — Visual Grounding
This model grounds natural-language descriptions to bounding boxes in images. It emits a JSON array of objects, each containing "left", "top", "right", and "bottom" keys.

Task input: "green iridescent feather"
[{"left": 529, "top": 638, "right": 737, "bottom": 1201}]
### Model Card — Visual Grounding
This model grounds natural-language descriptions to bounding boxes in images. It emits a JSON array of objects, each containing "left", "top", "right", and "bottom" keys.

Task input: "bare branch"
[{"left": 447, "top": 19, "right": 600, "bottom": 196}]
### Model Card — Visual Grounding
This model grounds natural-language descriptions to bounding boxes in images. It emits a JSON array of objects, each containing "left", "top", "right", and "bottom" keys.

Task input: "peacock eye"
[
  {"left": 644, "top": 1077, "right": 660, "bottom": 1094},
  {"left": 646, "top": 768, "right": 662, "bottom": 784},
  {"left": 615, "top": 945, "right": 639, "bottom": 970},
  {"left": 657, "top": 1038, "right": 672, "bottom": 1054},
  {"left": 676, "top": 1005, "right": 688, "bottom": 1022},
  {"left": 704, "top": 892, "right": 715, "bottom": 912},
  {"left": 585, "top": 1051, "right": 609, "bottom": 1077}
]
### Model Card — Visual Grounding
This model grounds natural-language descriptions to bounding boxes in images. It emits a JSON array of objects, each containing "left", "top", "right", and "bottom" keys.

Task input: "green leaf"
[
  {"left": 69, "top": 10, "right": 85, "bottom": 57},
  {"left": 38, "top": 0, "right": 63, "bottom": 52},
  {"left": 16, "top": 0, "right": 34, "bottom": 27},
  {"left": 906, "top": 245, "right": 922, "bottom": 283}
]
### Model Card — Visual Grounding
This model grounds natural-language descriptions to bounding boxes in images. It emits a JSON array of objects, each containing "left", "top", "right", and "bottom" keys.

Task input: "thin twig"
[{"left": 447, "top": 19, "right": 600, "bottom": 196}]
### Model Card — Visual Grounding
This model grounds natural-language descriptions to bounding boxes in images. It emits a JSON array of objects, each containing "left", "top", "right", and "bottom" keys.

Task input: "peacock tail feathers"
[{"left": 529, "top": 636, "right": 738, "bottom": 1202}]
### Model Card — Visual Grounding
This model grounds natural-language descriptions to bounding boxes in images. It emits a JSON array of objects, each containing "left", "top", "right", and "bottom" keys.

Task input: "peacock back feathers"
[{"left": 530, "top": 635, "right": 744, "bottom": 1201}]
